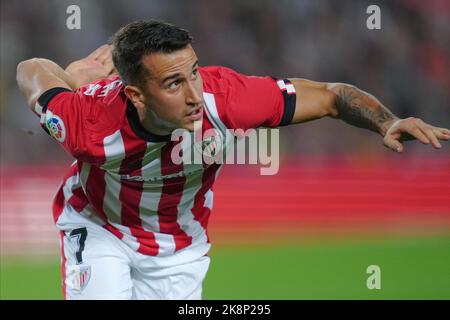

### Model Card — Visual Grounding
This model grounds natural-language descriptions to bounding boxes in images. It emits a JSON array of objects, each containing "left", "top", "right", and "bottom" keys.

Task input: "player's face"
[{"left": 140, "top": 45, "right": 204, "bottom": 132}]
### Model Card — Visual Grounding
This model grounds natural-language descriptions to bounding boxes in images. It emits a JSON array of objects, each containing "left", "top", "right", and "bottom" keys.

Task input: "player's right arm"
[
  {"left": 16, "top": 58, "right": 75, "bottom": 114},
  {"left": 16, "top": 45, "right": 118, "bottom": 161},
  {"left": 16, "top": 44, "right": 115, "bottom": 114}
]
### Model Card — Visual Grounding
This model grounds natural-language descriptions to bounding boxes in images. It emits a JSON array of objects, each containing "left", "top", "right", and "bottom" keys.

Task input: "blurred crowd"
[{"left": 1, "top": 0, "right": 449, "bottom": 164}]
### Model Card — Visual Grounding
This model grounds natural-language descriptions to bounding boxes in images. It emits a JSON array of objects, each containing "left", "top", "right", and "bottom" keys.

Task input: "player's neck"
[{"left": 137, "top": 107, "right": 177, "bottom": 136}]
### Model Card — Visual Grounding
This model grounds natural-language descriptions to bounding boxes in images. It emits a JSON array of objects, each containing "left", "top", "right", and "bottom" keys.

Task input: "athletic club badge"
[
  {"left": 45, "top": 113, "right": 66, "bottom": 142},
  {"left": 194, "top": 131, "right": 224, "bottom": 159},
  {"left": 66, "top": 264, "right": 91, "bottom": 292},
  {"left": 77, "top": 265, "right": 91, "bottom": 291}
]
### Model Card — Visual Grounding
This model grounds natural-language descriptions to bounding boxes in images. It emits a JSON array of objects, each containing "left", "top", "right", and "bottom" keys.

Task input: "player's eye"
[
  {"left": 192, "top": 69, "right": 198, "bottom": 78},
  {"left": 168, "top": 80, "right": 181, "bottom": 89}
]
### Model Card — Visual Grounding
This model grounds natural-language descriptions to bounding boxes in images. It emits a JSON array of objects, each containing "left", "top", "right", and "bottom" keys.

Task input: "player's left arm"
[{"left": 288, "top": 79, "right": 450, "bottom": 152}]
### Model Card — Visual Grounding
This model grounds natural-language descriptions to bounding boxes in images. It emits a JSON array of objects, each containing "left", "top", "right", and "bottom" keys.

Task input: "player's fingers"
[
  {"left": 383, "top": 136, "right": 404, "bottom": 153},
  {"left": 101, "top": 57, "right": 114, "bottom": 70},
  {"left": 433, "top": 128, "right": 450, "bottom": 141},
  {"left": 88, "top": 44, "right": 110, "bottom": 60},
  {"left": 108, "top": 67, "right": 118, "bottom": 76},
  {"left": 436, "top": 127, "right": 450, "bottom": 138},
  {"left": 407, "top": 127, "right": 430, "bottom": 145},
  {"left": 97, "top": 45, "right": 113, "bottom": 63},
  {"left": 420, "top": 127, "right": 442, "bottom": 149},
  {"left": 103, "top": 59, "right": 115, "bottom": 75},
  {"left": 87, "top": 44, "right": 107, "bottom": 59}
]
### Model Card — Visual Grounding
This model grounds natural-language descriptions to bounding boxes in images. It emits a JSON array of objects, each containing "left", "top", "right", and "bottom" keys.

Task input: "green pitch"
[{"left": 1, "top": 235, "right": 450, "bottom": 299}]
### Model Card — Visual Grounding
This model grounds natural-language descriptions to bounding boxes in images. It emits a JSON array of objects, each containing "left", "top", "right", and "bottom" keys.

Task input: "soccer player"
[{"left": 16, "top": 20, "right": 449, "bottom": 300}]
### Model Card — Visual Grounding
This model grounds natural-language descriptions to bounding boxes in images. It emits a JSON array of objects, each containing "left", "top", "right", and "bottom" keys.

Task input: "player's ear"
[{"left": 124, "top": 85, "right": 146, "bottom": 110}]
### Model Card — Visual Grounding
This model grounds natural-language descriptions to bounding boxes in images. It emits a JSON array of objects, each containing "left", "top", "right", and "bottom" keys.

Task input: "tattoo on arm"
[{"left": 332, "top": 85, "right": 398, "bottom": 135}]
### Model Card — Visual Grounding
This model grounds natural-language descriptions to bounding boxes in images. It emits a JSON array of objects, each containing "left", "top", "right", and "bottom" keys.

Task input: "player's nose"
[{"left": 185, "top": 81, "right": 203, "bottom": 106}]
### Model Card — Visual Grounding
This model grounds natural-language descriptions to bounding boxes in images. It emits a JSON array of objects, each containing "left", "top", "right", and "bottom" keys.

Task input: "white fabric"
[{"left": 61, "top": 205, "right": 210, "bottom": 300}]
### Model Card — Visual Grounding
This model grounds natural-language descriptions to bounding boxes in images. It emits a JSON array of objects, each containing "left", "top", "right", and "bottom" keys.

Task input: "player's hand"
[
  {"left": 383, "top": 117, "right": 450, "bottom": 153},
  {"left": 65, "top": 44, "right": 118, "bottom": 89}
]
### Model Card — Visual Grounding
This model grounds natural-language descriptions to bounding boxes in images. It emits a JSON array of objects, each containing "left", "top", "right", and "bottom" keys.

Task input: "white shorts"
[{"left": 60, "top": 217, "right": 211, "bottom": 300}]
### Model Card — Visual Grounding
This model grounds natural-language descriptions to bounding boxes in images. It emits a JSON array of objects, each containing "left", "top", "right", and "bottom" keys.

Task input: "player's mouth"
[{"left": 186, "top": 106, "right": 203, "bottom": 121}]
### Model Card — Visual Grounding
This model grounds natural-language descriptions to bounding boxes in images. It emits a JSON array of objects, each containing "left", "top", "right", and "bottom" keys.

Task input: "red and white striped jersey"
[{"left": 36, "top": 66, "right": 296, "bottom": 260}]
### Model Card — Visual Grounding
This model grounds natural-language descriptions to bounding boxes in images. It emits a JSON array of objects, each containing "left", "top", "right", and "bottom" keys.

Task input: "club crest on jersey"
[
  {"left": 45, "top": 112, "right": 66, "bottom": 142},
  {"left": 67, "top": 265, "right": 91, "bottom": 292},
  {"left": 194, "top": 134, "right": 224, "bottom": 160},
  {"left": 77, "top": 265, "right": 91, "bottom": 291}
]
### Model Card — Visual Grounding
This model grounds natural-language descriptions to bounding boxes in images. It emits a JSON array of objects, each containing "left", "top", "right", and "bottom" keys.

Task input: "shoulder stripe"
[{"left": 203, "top": 92, "right": 227, "bottom": 137}]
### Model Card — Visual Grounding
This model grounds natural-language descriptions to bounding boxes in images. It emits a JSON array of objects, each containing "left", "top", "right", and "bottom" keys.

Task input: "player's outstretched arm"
[
  {"left": 16, "top": 58, "right": 75, "bottom": 110},
  {"left": 16, "top": 44, "right": 116, "bottom": 112},
  {"left": 288, "top": 79, "right": 450, "bottom": 152}
]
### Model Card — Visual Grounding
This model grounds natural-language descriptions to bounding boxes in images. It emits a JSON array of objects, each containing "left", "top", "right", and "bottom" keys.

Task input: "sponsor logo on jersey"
[
  {"left": 45, "top": 113, "right": 66, "bottom": 142},
  {"left": 120, "top": 167, "right": 202, "bottom": 182}
]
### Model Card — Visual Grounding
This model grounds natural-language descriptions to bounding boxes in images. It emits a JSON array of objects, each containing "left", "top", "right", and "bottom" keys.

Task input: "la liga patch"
[{"left": 45, "top": 114, "right": 66, "bottom": 142}]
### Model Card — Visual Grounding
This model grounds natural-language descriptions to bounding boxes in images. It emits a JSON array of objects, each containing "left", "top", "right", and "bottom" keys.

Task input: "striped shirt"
[{"left": 36, "top": 66, "right": 296, "bottom": 259}]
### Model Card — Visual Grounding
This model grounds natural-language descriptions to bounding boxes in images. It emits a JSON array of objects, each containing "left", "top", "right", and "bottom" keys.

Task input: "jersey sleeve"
[
  {"left": 218, "top": 67, "right": 296, "bottom": 130},
  {"left": 37, "top": 86, "right": 97, "bottom": 161}
]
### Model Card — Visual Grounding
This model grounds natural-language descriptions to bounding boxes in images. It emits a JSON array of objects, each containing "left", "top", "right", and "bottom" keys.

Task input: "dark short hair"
[{"left": 111, "top": 19, "right": 193, "bottom": 87}]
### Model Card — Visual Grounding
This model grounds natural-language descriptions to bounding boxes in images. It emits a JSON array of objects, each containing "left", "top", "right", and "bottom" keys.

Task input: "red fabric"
[
  {"left": 118, "top": 129, "right": 159, "bottom": 255},
  {"left": 191, "top": 163, "right": 221, "bottom": 243},
  {"left": 36, "top": 66, "right": 290, "bottom": 256},
  {"left": 200, "top": 66, "right": 285, "bottom": 130},
  {"left": 157, "top": 141, "right": 192, "bottom": 252},
  {"left": 40, "top": 77, "right": 125, "bottom": 164}
]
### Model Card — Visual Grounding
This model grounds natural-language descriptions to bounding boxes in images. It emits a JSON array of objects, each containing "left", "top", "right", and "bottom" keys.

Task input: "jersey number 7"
[{"left": 69, "top": 227, "right": 87, "bottom": 265}]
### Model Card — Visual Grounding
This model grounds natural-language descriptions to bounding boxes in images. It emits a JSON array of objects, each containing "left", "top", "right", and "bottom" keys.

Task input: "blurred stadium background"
[{"left": 1, "top": 0, "right": 449, "bottom": 299}]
